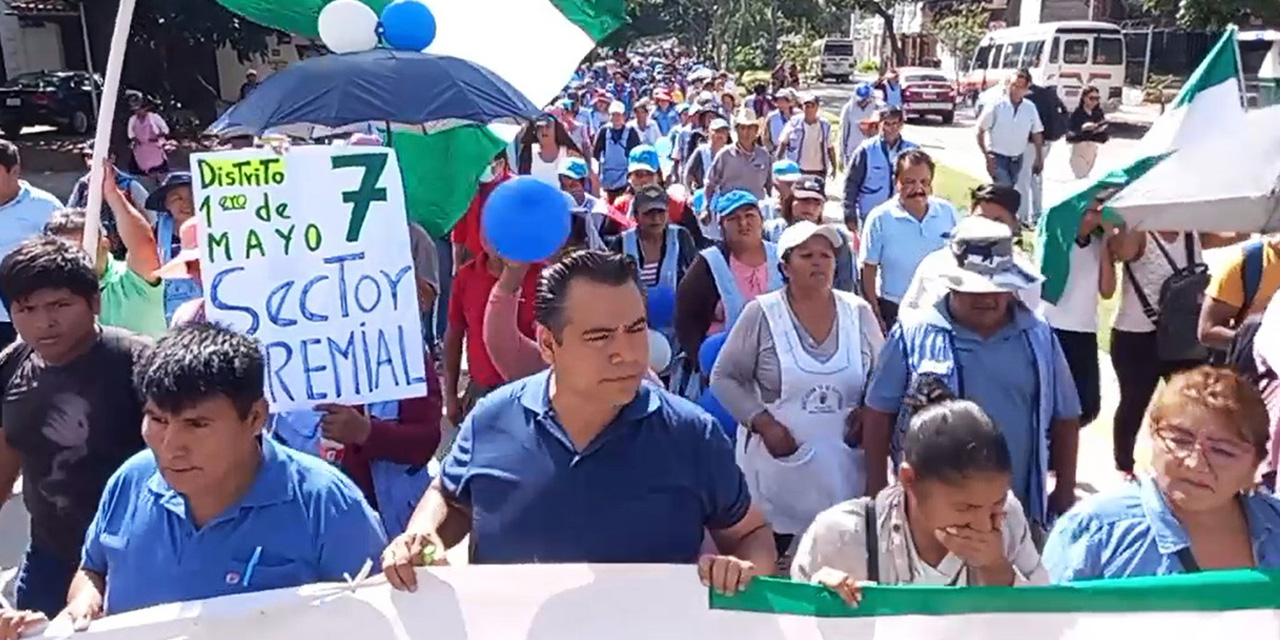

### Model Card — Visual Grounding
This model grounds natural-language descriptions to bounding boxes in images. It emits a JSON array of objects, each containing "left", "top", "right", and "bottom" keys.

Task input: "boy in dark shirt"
[{"left": 0, "top": 236, "right": 151, "bottom": 617}]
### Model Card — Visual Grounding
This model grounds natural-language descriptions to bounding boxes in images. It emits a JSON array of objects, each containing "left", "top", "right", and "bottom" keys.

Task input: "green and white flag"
[
  {"left": 216, "top": 0, "right": 625, "bottom": 108},
  {"left": 213, "top": 0, "right": 627, "bottom": 236},
  {"left": 1037, "top": 27, "right": 1244, "bottom": 303},
  {"left": 57, "top": 565, "right": 1280, "bottom": 640}
]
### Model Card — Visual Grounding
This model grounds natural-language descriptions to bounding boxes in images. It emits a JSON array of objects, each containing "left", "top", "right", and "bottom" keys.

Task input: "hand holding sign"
[{"left": 317, "top": 403, "right": 372, "bottom": 445}]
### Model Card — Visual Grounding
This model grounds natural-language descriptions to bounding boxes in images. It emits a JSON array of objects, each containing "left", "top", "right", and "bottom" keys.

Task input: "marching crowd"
[{"left": 0, "top": 47, "right": 1279, "bottom": 638}]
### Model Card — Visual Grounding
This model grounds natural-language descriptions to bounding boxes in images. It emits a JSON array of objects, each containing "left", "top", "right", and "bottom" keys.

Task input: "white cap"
[
  {"left": 608, "top": 101, "right": 626, "bottom": 115},
  {"left": 777, "top": 221, "right": 844, "bottom": 258},
  {"left": 709, "top": 118, "right": 730, "bottom": 131}
]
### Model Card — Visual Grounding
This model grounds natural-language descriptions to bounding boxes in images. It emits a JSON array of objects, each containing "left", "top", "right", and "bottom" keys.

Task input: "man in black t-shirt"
[{"left": 0, "top": 236, "right": 151, "bottom": 618}]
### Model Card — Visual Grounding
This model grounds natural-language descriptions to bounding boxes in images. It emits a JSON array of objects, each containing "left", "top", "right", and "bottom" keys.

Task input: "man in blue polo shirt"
[
  {"left": 0, "top": 139, "right": 63, "bottom": 348},
  {"left": 382, "top": 250, "right": 775, "bottom": 594},
  {"left": 0, "top": 323, "right": 386, "bottom": 635},
  {"left": 859, "top": 149, "right": 958, "bottom": 331}
]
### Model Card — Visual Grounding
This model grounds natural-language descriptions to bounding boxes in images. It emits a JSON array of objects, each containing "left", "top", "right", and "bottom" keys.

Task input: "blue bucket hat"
[
  {"left": 628, "top": 145, "right": 661, "bottom": 174},
  {"left": 558, "top": 157, "right": 589, "bottom": 181},
  {"left": 713, "top": 189, "right": 760, "bottom": 219},
  {"left": 145, "top": 171, "right": 193, "bottom": 212},
  {"left": 772, "top": 160, "right": 801, "bottom": 182},
  {"left": 855, "top": 82, "right": 873, "bottom": 100}
]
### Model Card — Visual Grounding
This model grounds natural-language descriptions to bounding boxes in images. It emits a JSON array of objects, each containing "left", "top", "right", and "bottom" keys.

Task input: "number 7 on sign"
[{"left": 331, "top": 153, "right": 390, "bottom": 242}]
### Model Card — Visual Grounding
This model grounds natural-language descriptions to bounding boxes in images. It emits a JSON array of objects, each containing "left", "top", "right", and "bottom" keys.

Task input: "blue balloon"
[
  {"left": 698, "top": 392, "right": 737, "bottom": 442},
  {"left": 699, "top": 332, "right": 727, "bottom": 374},
  {"left": 483, "top": 176, "right": 571, "bottom": 263},
  {"left": 380, "top": 0, "right": 437, "bottom": 51},
  {"left": 646, "top": 285, "right": 676, "bottom": 329}
]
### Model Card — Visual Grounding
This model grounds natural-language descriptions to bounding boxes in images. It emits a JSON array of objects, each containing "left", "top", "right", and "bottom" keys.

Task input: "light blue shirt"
[
  {"left": 866, "top": 299, "right": 1080, "bottom": 512},
  {"left": 81, "top": 438, "right": 386, "bottom": 615},
  {"left": 1044, "top": 476, "right": 1280, "bottom": 583},
  {"left": 0, "top": 181, "right": 64, "bottom": 322},
  {"left": 859, "top": 196, "right": 958, "bottom": 302}
]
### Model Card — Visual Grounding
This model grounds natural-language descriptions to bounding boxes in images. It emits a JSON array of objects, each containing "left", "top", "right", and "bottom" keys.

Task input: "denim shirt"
[
  {"left": 866, "top": 299, "right": 1074, "bottom": 526},
  {"left": 1044, "top": 476, "right": 1280, "bottom": 583}
]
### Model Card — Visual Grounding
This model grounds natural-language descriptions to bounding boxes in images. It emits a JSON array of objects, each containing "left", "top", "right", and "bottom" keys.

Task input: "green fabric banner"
[
  {"left": 1035, "top": 155, "right": 1158, "bottom": 304},
  {"left": 388, "top": 125, "right": 504, "bottom": 238},
  {"left": 711, "top": 570, "right": 1280, "bottom": 618},
  {"left": 547, "top": 0, "right": 628, "bottom": 41}
]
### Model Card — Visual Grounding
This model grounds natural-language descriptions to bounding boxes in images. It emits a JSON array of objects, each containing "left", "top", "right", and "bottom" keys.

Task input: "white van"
[
  {"left": 960, "top": 21, "right": 1125, "bottom": 111},
  {"left": 813, "top": 38, "right": 856, "bottom": 83},
  {"left": 1239, "top": 29, "right": 1280, "bottom": 108}
]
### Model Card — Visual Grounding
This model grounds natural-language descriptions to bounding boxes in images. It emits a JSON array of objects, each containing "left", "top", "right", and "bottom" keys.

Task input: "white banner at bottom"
[{"left": 46, "top": 565, "right": 1280, "bottom": 640}]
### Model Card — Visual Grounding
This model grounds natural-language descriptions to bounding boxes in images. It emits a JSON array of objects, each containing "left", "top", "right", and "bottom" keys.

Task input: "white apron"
[{"left": 737, "top": 290, "right": 868, "bottom": 535}]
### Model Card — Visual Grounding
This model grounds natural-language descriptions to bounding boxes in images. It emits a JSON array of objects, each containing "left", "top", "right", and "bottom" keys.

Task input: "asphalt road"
[{"left": 807, "top": 81, "right": 1144, "bottom": 207}]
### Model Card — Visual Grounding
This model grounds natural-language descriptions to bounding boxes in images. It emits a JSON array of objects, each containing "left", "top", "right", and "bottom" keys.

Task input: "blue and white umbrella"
[{"left": 207, "top": 49, "right": 540, "bottom": 139}]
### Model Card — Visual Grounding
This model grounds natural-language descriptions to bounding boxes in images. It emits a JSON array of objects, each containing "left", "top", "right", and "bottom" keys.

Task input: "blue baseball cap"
[
  {"left": 772, "top": 160, "right": 801, "bottom": 182},
  {"left": 855, "top": 82, "right": 873, "bottom": 99},
  {"left": 558, "top": 157, "right": 589, "bottom": 180},
  {"left": 713, "top": 189, "right": 760, "bottom": 219},
  {"left": 628, "top": 145, "right": 661, "bottom": 174}
]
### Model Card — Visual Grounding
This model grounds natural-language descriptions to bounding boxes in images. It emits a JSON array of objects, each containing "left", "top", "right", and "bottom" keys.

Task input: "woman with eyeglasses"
[
  {"left": 1065, "top": 86, "right": 1109, "bottom": 179},
  {"left": 1044, "top": 367, "right": 1280, "bottom": 582}
]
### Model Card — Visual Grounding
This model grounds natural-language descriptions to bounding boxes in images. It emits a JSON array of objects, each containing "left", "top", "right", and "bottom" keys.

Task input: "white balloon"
[
  {"left": 648, "top": 330, "right": 672, "bottom": 373},
  {"left": 318, "top": 0, "right": 380, "bottom": 54}
]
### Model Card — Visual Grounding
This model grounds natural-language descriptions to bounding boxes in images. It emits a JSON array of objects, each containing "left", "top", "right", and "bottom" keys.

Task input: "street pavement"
[{"left": 808, "top": 81, "right": 1143, "bottom": 205}]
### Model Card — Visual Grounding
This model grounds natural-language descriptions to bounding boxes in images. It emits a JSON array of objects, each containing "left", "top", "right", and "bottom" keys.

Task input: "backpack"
[
  {"left": 1124, "top": 233, "right": 1210, "bottom": 363},
  {"left": 1029, "top": 85, "right": 1069, "bottom": 142},
  {"left": 1224, "top": 241, "right": 1268, "bottom": 382}
]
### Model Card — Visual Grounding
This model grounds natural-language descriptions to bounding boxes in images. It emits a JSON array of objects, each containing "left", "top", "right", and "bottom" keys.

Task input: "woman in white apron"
[{"left": 709, "top": 221, "right": 884, "bottom": 560}]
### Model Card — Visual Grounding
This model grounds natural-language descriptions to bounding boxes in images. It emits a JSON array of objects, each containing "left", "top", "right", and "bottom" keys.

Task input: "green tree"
[
  {"left": 845, "top": 0, "right": 906, "bottom": 68},
  {"left": 932, "top": 3, "right": 987, "bottom": 77},
  {"left": 615, "top": 0, "right": 857, "bottom": 68},
  {"left": 1142, "top": 0, "right": 1280, "bottom": 29},
  {"left": 132, "top": 0, "right": 275, "bottom": 56}
]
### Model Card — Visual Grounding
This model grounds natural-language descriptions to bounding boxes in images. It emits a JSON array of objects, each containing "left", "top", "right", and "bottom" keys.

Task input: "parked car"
[
  {"left": 0, "top": 70, "right": 102, "bottom": 138},
  {"left": 898, "top": 67, "right": 957, "bottom": 125}
]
